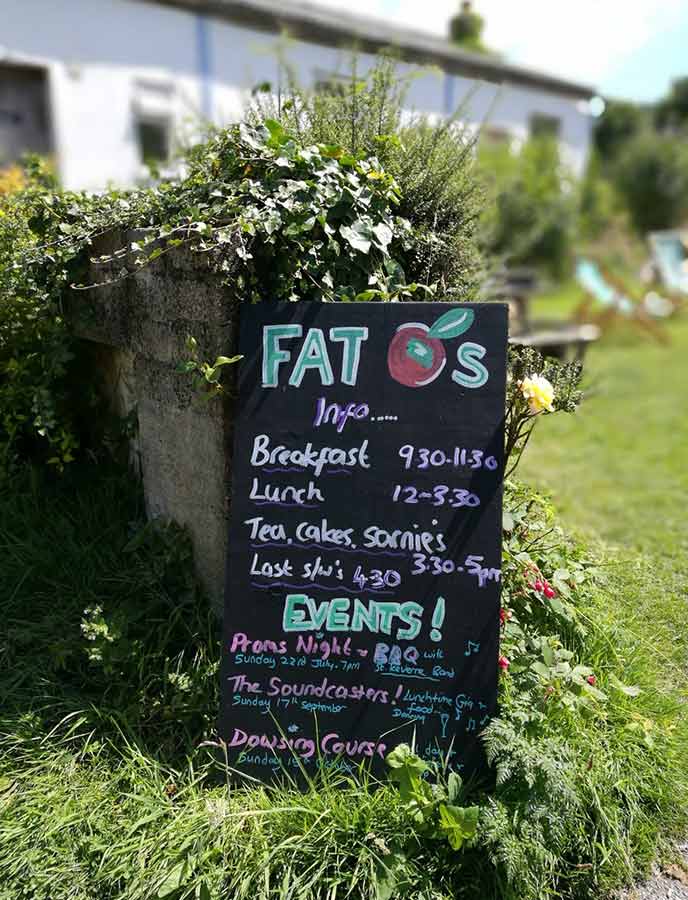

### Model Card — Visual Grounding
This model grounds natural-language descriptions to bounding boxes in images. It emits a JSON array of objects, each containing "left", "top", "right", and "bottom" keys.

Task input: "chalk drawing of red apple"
[{"left": 387, "top": 307, "right": 476, "bottom": 387}]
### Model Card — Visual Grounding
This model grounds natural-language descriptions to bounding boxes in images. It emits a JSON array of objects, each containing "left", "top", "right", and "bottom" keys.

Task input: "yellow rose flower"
[{"left": 518, "top": 374, "right": 555, "bottom": 415}]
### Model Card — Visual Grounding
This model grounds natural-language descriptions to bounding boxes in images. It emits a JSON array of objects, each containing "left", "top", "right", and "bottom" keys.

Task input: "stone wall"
[{"left": 69, "top": 231, "right": 240, "bottom": 608}]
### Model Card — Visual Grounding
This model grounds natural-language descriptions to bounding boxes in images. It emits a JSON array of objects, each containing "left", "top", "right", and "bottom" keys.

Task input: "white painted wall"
[{"left": 1, "top": 0, "right": 593, "bottom": 190}]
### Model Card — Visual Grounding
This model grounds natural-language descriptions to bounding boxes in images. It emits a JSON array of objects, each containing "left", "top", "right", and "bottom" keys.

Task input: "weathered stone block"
[{"left": 69, "top": 230, "right": 239, "bottom": 609}]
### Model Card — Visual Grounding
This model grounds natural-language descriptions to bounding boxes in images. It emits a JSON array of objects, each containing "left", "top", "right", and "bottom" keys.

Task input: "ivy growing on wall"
[
  {"left": 0, "top": 122, "right": 431, "bottom": 471},
  {"left": 0, "top": 109, "right": 581, "bottom": 474}
]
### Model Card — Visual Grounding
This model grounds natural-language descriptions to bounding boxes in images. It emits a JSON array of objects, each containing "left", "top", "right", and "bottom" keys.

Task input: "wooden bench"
[
  {"left": 485, "top": 267, "right": 601, "bottom": 362},
  {"left": 508, "top": 322, "right": 600, "bottom": 362}
]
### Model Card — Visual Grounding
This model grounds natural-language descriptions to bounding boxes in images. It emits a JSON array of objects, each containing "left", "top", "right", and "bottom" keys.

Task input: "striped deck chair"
[
  {"left": 574, "top": 258, "right": 669, "bottom": 344},
  {"left": 648, "top": 230, "right": 688, "bottom": 299}
]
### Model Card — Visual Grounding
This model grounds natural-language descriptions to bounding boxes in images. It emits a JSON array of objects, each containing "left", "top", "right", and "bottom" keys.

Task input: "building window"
[
  {"left": 136, "top": 117, "right": 170, "bottom": 165},
  {"left": 132, "top": 78, "right": 174, "bottom": 168},
  {"left": 0, "top": 63, "right": 52, "bottom": 163},
  {"left": 529, "top": 113, "right": 561, "bottom": 139}
]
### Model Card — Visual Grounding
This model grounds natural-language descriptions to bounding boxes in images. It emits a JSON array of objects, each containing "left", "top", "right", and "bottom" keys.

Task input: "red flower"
[
  {"left": 499, "top": 608, "right": 512, "bottom": 625},
  {"left": 587, "top": 675, "right": 596, "bottom": 686},
  {"left": 498, "top": 656, "right": 510, "bottom": 671},
  {"left": 533, "top": 580, "right": 544, "bottom": 592},
  {"left": 543, "top": 584, "right": 556, "bottom": 599}
]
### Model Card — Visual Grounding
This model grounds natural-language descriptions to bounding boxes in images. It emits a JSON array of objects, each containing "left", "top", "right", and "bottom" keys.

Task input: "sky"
[{"left": 309, "top": 0, "right": 688, "bottom": 102}]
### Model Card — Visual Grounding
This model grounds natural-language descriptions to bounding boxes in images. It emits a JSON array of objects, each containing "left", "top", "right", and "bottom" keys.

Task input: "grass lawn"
[
  {"left": 520, "top": 290, "right": 688, "bottom": 675},
  {"left": 521, "top": 309, "right": 688, "bottom": 558}
]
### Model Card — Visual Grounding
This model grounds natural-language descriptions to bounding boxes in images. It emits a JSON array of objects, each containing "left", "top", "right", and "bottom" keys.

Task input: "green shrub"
[
  {"left": 578, "top": 151, "right": 626, "bottom": 240},
  {"left": 479, "top": 136, "right": 578, "bottom": 277},
  {"left": 251, "top": 56, "right": 485, "bottom": 298},
  {"left": 593, "top": 99, "right": 644, "bottom": 163},
  {"left": 0, "top": 162, "right": 82, "bottom": 472},
  {"left": 613, "top": 130, "right": 688, "bottom": 233},
  {"left": 654, "top": 76, "right": 688, "bottom": 132}
]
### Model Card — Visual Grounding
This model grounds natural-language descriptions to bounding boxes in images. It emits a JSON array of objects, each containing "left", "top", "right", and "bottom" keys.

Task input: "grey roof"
[{"left": 148, "top": 0, "right": 595, "bottom": 100}]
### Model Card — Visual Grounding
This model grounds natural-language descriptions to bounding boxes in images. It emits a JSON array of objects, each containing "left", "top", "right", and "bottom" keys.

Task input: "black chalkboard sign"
[{"left": 220, "top": 302, "right": 508, "bottom": 783}]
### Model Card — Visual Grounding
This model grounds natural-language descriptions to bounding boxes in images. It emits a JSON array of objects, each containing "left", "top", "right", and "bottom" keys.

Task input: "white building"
[{"left": 1, "top": 0, "right": 596, "bottom": 190}]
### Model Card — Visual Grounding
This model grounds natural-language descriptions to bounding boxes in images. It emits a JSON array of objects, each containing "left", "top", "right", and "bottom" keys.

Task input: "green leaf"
[
  {"left": 386, "top": 743, "right": 428, "bottom": 774},
  {"left": 212, "top": 355, "right": 243, "bottom": 368},
  {"left": 428, "top": 307, "right": 475, "bottom": 340},
  {"left": 372, "top": 221, "right": 393, "bottom": 249},
  {"left": 502, "top": 511, "right": 515, "bottom": 532},
  {"left": 584, "top": 683, "right": 608, "bottom": 701},
  {"left": 156, "top": 860, "right": 187, "bottom": 898},
  {"left": 374, "top": 852, "right": 408, "bottom": 900},
  {"left": 542, "top": 642, "right": 555, "bottom": 667},
  {"left": 547, "top": 595, "right": 566, "bottom": 617},
  {"left": 447, "top": 771, "right": 462, "bottom": 805},
  {"left": 531, "top": 661, "right": 551, "bottom": 678},
  {"left": 438, "top": 803, "right": 479, "bottom": 851},
  {"left": 339, "top": 222, "right": 372, "bottom": 254},
  {"left": 264, "top": 118, "right": 289, "bottom": 146}
]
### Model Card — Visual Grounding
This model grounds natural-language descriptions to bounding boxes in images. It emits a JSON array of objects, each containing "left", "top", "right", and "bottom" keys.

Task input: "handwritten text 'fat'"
[{"left": 261, "top": 325, "right": 489, "bottom": 390}]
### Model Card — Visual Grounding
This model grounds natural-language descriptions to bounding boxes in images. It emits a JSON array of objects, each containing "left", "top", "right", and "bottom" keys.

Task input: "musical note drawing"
[
  {"left": 464, "top": 640, "right": 481, "bottom": 656},
  {"left": 440, "top": 712, "right": 450, "bottom": 738},
  {"left": 479, "top": 714, "right": 490, "bottom": 727}
]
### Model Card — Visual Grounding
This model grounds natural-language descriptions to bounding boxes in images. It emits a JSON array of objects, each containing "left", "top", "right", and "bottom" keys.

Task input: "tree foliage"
[
  {"left": 654, "top": 76, "right": 688, "bottom": 132},
  {"left": 593, "top": 99, "right": 644, "bottom": 163},
  {"left": 479, "top": 136, "right": 578, "bottom": 277},
  {"left": 613, "top": 130, "right": 688, "bottom": 233}
]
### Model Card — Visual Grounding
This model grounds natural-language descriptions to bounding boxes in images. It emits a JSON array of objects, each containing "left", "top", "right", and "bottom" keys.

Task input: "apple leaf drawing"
[{"left": 428, "top": 308, "right": 475, "bottom": 340}]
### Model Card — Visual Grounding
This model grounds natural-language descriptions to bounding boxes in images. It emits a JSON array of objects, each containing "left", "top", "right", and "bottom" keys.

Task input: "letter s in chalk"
[{"left": 452, "top": 342, "right": 488, "bottom": 388}]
